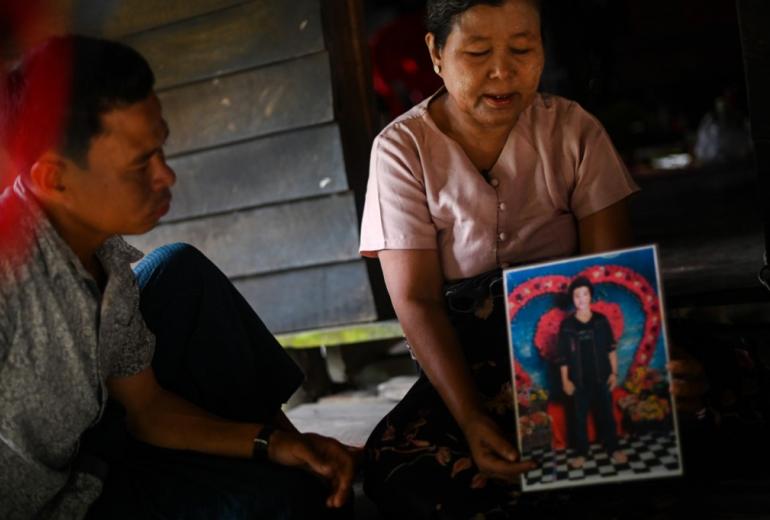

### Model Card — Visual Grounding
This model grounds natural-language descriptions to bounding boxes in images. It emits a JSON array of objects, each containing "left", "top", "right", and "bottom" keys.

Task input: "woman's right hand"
[
  {"left": 380, "top": 250, "right": 536, "bottom": 481},
  {"left": 563, "top": 379, "right": 576, "bottom": 396},
  {"left": 462, "top": 412, "right": 536, "bottom": 482}
]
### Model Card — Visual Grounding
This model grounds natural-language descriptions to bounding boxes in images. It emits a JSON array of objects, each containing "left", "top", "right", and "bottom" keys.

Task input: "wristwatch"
[{"left": 251, "top": 424, "right": 276, "bottom": 461}]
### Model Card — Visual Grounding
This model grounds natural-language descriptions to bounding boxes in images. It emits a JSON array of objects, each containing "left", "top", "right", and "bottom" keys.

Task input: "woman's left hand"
[{"left": 668, "top": 345, "right": 709, "bottom": 414}]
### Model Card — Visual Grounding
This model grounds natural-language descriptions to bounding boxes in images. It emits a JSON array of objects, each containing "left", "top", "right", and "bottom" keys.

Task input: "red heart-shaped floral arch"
[{"left": 508, "top": 265, "right": 661, "bottom": 390}]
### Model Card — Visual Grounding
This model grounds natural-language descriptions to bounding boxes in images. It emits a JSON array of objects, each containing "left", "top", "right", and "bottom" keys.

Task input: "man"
[
  {"left": 557, "top": 276, "right": 627, "bottom": 469},
  {"left": 0, "top": 35, "right": 354, "bottom": 518}
]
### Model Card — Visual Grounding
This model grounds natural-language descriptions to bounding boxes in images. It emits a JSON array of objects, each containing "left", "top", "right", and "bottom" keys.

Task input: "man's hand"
[
  {"left": 461, "top": 412, "right": 536, "bottom": 482},
  {"left": 268, "top": 431, "right": 355, "bottom": 508},
  {"left": 563, "top": 378, "right": 576, "bottom": 396},
  {"left": 108, "top": 368, "right": 355, "bottom": 509}
]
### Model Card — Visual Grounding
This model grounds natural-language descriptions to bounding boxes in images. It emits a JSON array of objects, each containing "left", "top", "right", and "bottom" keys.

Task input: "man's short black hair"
[
  {"left": 2, "top": 34, "right": 155, "bottom": 176},
  {"left": 567, "top": 276, "right": 594, "bottom": 299},
  {"left": 425, "top": 0, "right": 541, "bottom": 50}
]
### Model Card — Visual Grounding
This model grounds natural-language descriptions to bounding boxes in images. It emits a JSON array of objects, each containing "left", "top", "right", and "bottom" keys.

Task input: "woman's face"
[
  {"left": 427, "top": 0, "right": 544, "bottom": 131},
  {"left": 572, "top": 286, "right": 592, "bottom": 312}
]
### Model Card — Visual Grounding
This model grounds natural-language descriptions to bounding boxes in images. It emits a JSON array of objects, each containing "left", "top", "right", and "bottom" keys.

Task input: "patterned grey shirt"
[{"left": 0, "top": 179, "right": 155, "bottom": 519}]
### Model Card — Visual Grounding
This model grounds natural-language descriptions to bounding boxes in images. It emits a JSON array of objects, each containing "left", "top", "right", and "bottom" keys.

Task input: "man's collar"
[{"left": 98, "top": 236, "right": 144, "bottom": 267}]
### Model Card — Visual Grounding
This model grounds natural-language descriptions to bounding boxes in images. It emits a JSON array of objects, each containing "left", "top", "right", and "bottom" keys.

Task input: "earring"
[{"left": 433, "top": 64, "right": 441, "bottom": 75}]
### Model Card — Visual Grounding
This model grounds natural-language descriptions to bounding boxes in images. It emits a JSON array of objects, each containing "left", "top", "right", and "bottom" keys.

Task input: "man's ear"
[{"left": 28, "top": 151, "right": 68, "bottom": 200}]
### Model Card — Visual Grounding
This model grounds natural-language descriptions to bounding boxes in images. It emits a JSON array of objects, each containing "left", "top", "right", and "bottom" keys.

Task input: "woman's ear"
[{"left": 425, "top": 33, "right": 442, "bottom": 75}]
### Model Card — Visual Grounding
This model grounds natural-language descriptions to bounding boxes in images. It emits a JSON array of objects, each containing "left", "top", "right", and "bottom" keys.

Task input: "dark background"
[
  {"left": 364, "top": 0, "right": 760, "bottom": 304},
  {"left": 365, "top": 0, "right": 748, "bottom": 167}
]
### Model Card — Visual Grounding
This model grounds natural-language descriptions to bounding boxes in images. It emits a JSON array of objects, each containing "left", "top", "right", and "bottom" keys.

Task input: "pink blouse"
[{"left": 359, "top": 90, "right": 639, "bottom": 281}]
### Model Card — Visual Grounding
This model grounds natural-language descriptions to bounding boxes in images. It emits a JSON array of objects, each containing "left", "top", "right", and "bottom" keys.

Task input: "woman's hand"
[
  {"left": 380, "top": 250, "right": 535, "bottom": 481},
  {"left": 268, "top": 431, "right": 356, "bottom": 508},
  {"left": 563, "top": 378, "right": 576, "bottom": 396},
  {"left": 607, "top": 373, "right": 618, "bottom": 391},
  {"left": 461, "top": 412, "right": 536, "bottom": 482}
]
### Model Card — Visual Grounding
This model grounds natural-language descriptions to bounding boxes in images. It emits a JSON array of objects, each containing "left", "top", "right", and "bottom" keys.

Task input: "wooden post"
[
  {"left": 737, "top": 0, "right": 770, "bottom": 286},
  {"left": 321, "top": 0, "right": 394, "bottom": 320}
]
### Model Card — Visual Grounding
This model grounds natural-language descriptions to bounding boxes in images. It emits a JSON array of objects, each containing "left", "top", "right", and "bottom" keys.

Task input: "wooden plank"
[
  {"left": 126, "top": 192, "right": 360, "bottom": 278},
  {"left": 629, "top": 164, "right": 764, "bottom": 300},
  {"left": 276, "top": 320, "right": 403, "bottom": 349},
  {"left": 159, "top": 52, "right": 333, "bottom": 156},
  {"left": 72, "top": 0, "right": 247, "bottom": 38},
  {"left": 125, "top": 0, "right": 324, "bottom": 90},
  {"left": 165, "top": 124, "right": 348, "bottom": 222},
  {"left": 629, "top": 165, "right": 760, "bottom": 239},
  {"left": 234, "top": 261, "right": 377, "bottom": 333},
  {"left": 658, "top": 231, "right": 764, "bottom": 297}
]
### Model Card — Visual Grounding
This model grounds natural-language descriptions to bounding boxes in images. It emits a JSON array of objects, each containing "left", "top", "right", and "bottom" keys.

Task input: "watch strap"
[{"left": 251, "top": 424, "right": 275, "bottom": 461}]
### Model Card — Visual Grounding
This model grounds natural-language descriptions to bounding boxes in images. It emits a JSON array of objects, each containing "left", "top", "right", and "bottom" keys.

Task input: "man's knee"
[{"left": 134, "top": 242, "right": 218, "bottom": 292}]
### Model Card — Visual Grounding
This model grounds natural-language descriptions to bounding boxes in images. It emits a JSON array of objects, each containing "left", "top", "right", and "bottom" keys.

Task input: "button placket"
[
  {"left": 491, "top": 174, "right": 507, "bottom": 267},
  {"left": 491, "top": 175, "right": 512, "bottom": 268}
]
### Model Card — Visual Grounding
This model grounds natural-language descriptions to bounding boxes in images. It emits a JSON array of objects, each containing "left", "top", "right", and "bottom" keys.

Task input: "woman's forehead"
[{"left": 450, "top": 0, "right": 540, "bottom": 41}]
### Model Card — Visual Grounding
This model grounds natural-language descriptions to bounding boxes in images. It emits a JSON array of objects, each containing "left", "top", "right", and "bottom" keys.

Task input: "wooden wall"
[{"left": 67, "top": 0, "right": 379, "bottom": 332}]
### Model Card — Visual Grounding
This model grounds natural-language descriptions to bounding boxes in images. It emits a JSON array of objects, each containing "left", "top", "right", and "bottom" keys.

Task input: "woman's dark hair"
[
  {"left": 425, "top": 0, "right": 542, "bottom": 50},
  {"left": 2, "top": 34, "right": 155, "bottom": 175},
  {"left": 567, "top": 276, "right": 594, "bottom": 299}
]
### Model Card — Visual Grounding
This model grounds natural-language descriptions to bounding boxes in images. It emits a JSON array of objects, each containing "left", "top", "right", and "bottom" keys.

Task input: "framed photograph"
[{"left": 503, "top": 245, "right": 683, "bottom": 492}]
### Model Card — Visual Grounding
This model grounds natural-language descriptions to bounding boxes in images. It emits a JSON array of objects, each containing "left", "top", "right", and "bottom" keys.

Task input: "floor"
[
  {"left": 285, "top": 374, "right": 770, "bottom": 519},
  {"left": 287, "top": 391, "right": 396, "bottom": 446},
  {"left": 285, "top": 376, "right": 414, "bottom": 519}
]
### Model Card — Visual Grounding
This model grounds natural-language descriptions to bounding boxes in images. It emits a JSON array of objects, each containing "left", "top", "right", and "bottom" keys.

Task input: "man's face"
[{"left": 62, "top": 93, "right": 175, "bottom": 236}]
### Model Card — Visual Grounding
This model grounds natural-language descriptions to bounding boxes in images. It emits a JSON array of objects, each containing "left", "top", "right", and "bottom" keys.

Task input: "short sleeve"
[
  {"left": 570, "top": 115, "right": 640, "bottom": 220},
  {"left": 359, "top": 128, "right": 438, "bottom": 257},
  {"left": 112, "top": 314, "right": 154, "bottom": 377},
  {"left": 109, "top": 279, "right": 155, "bottom": 378},
  {"left": 0, "top": 303, "right": 8, "bottom": 360}
]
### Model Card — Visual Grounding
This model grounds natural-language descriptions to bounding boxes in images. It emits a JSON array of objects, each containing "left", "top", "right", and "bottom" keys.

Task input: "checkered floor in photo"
[{"left": 523, "top": 430, "right": 681, "bottom": 490}]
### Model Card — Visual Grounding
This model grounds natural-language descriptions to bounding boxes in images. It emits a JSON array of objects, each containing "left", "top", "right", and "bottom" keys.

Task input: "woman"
[
  {"left": 359, "top": 0, "right": 697, "bottom": 517},
  {"left": 557, "top": 277, "right": 627, "bottom": 470}
]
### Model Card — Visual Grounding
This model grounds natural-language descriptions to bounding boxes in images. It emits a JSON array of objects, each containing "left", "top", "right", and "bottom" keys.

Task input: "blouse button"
[
  {"left": 490, "top": 178, "right": 499, "bottom": 187},
  {"left": 498, "top": 232, "right": 507, "bottom": 241},
  {"left": 498, "top": 202, "right": 506, "bottom": 211}
]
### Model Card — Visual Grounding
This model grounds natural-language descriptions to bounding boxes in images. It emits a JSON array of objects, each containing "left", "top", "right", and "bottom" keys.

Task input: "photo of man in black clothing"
[{"left": 557, "top": 277, "right": 628, "bottom": 469}]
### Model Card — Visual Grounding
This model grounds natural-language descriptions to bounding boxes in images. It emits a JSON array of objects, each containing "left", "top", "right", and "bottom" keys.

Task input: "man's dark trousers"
[{"left": 85, "top": 243, "right": 350, "bottom": 519}]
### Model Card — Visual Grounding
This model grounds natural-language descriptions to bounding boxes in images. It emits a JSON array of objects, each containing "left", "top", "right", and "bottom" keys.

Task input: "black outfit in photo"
[{"left": 556, "top": 312, "right": 620, "bottom": 456}]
